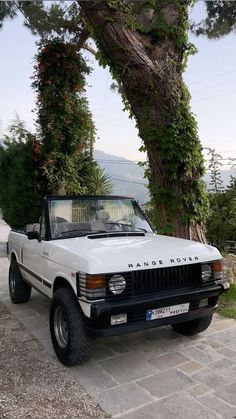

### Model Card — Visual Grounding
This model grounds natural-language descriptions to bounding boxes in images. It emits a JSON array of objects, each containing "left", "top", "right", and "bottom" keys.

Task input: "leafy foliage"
[
  {"left": 192, "top": 1, "right": 236, "bottom": 39},
  {"left": 32, "top": 39, "right": 96, "bottom": 195},
  {"left": 85, "top": 166, "right": 113, "bottom": 195},
  {"left": 205, "top": 148, "right": 224, "bottom": 192},
  {"left": 218, "top": 285, "right": 236, "bottom": 319},
  {"left": 0, "top": 118, "right": 112, "bottom": 228},
  {"left": 0, "top": 1, "right": 84, "bottom": 42},
  {"left": 206, "top": 180, "right": 236, "bottom": 248},
  {"left": 0, "top": 40, "right": 113, "bottom": 227},
  {"left": 0, "top": 2, "right": 17, "bottom": 29},
  {"left": 0, "top": 119, "right": 44, "bottom": 228}
]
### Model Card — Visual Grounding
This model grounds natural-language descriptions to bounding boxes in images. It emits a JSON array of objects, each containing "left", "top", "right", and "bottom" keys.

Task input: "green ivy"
[
  {"left": 32, "top": 39, "right": 96, "bottom": 194},
  {"left": 85, "top": 0, "right": 208, "bottom": 235}
]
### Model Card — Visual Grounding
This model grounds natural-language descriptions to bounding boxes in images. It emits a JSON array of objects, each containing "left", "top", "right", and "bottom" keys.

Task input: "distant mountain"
[
  {"left": 94, "top": 149, "right": 236, "bottom": 203},
  {"left": 94, "top": 150, "right": 149, "bottom": 204}
]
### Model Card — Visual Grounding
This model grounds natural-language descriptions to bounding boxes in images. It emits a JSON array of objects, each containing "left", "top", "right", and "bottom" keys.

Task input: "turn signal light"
[
  {"left": 213, "top": 260, "right": 223, "bottom": 280},
  {"left": 77, "top": 272, "right": 106, "bottom": 300},
  {"left": 86, "top": 275, "right": 106, "bottom": 289}
]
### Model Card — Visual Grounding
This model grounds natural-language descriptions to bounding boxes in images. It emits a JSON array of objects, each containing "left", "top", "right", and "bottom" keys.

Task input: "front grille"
[
  {"left": 105, "top": 264, "right": 201, "bottom": 302},
  {"left": 132, "top": 264, "right": 201, "bottom": 296}
]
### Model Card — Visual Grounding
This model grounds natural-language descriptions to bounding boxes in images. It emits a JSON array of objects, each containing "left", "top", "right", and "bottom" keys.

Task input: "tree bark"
[{"left": 79, "top": 0, "right": 207, "bottom": 241}]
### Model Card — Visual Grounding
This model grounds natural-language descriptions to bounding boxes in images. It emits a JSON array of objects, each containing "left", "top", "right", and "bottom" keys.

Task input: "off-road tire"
[
  {"left": 172, "top": 314, "right": 213, "bottom": 336},
  {"left": 9, "top": 258, "right": 31, "bottom": 303},
  {"left": 50, "top": 287, "right": 91, "bottom": 366}
]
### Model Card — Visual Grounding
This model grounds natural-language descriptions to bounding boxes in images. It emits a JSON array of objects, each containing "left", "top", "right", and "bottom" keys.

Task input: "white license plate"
[{"left": 146, "top": 303, "right": 190, "bottom": 321}]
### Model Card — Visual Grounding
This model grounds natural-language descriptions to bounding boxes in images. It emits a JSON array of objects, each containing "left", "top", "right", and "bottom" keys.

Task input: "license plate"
[{"left": 146, "top": 303, "right": 190, "bottom": 321}]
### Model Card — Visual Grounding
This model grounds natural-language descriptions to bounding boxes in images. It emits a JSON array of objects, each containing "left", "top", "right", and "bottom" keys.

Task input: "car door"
[{"left": 21, "top": 212, "right": 47, "bottom": 293}]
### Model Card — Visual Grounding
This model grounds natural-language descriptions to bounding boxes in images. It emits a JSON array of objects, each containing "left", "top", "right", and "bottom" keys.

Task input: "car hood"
[{"left": 48, "top": 233, "right": 222, "bottom": 274}]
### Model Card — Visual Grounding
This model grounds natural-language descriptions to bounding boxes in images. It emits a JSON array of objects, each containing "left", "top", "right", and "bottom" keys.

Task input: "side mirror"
[{"left": 27, "top": 230, "right": 40, "bottom": 241}]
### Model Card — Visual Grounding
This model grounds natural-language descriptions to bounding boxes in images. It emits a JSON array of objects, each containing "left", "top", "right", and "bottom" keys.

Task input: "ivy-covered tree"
[
  {"left": 32, "top": 39, "right": 99, "bottom": 196},
  {"left": 78, "top": 0, "right": 208, "bottom": 241}
]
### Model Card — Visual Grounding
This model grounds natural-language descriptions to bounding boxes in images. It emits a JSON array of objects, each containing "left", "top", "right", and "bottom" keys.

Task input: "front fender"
[{"left": 52, "top": 271, "right": 77, "bottom": 296}]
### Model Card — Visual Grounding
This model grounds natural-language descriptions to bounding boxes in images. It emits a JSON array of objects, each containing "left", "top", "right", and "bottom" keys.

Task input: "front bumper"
[{"left": 86, "top": 284, "right": 223, "bottom": 337}]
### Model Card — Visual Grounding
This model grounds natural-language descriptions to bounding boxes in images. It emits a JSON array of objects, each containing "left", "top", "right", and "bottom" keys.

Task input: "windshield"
[{"left": 48, "top": 197, "right": 153, "bottom": 239}]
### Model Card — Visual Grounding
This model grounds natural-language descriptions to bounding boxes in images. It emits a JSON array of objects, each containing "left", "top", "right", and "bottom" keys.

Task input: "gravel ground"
[{"left": 0, "top": 301, "right": 107, "bottom": 418}]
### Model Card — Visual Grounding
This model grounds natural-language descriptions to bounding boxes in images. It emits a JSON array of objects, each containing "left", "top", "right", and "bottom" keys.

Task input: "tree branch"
[{"left": 82, "top": 43, "right": 97, "bottom": 55}]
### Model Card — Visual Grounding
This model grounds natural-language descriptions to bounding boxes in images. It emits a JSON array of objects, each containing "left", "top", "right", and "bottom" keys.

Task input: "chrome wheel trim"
[{"left": 54, "top": 305, "right": 69, "bottom": 349}]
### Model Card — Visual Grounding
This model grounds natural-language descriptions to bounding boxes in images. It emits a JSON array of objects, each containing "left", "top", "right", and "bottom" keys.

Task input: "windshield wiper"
[
  {"left": 105, "top": 221, "right": 147, "bottom": 233},
  {"left": 59, "top": 229, "right": 107, "bottom": 236},
  {"left": 117, "top": 223, "right": 147, "bottom": 233}
]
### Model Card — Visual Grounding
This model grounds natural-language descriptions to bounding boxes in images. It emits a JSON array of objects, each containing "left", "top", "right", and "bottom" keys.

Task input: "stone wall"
[{"left": 223, "top": 254, "right": 236, "bottom": 285}]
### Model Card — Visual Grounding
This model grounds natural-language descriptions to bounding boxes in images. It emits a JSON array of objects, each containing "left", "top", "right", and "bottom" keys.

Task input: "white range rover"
[{"left": 8, "top": 195, "right": 227, "bottom": 366}]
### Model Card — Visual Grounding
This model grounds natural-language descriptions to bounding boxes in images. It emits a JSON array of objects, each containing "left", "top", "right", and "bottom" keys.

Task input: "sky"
[{"left": 0, "top": 2, "right": 236, "bottom": 165}]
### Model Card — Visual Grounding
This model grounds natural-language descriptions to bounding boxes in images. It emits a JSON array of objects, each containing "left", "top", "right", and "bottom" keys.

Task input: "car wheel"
[
  {"left": 50, "top": 287, "right": 91, "bottom": 366},
  {"left": 9, "top": 258, "right": 31, "bottom": 303},
  {"left": 171, "top": 314, "right": 213, "bottom": 336}
]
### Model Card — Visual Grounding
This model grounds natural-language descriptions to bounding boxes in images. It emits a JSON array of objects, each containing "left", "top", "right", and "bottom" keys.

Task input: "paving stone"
[
  {"left": 69, "top": 360, "right": 118, "bottom": 394},
  {"left": 199, "top": 393, "right": 236, "bottom": 418},
  {"left": 107, "top": 341, "right": 131, "bottom": 355},
  {"left": 217, "top": 347, "right": 236, "bottom": 361},
  {"left": 196, "top": 342, "right": 223, "bottom": 356},
  {"left": 19, "top": 316, "right": 48, "bottom": 331},
  {"left": 40, "top": 338, "right": 55, "bottom": 356},
  {"left": 192, "top": 368, "right": 233, "bottom": 389},
  {"left": 95, "top": 383, "right": 154, "bottom": 416},
  {"left": 124, "top": 392, "right": 219, "bottom": 419},
  {"left": 210, "top": 330, "right": 236, "bottom": 346},
  {"left": 99, "top": 352, "right": 157, "bottom": 384},
  {"left": 144, "top": 326, "right": 180, "bottom": 342},
  {"left": 215, "top": 382, "right": 236, "bottom": 405},
  {"left": 188, "top": 384, "right": 211, "bottom": 397},
  {"left": 30, "top": 327, "right": 50, "bottom": 341},
  {"left": 118, "top": 334, "right": 152, "bottom": 351},
  {"left": 2, "top": 299, "right": 29, "bottom": 312},
  {"left": 181, "top": 346, "right": 221, "bottom": 364},
  {"left": 132, "top": 340, "right": 165, "bottom": 360},
  {"left": 149, "top": 351, "right": 190, "bottom": 370},
  {"left": 178, "top": 360, "right": 205, "bottom": 374},
  {"left": 202, "top": 338, "right": 225, "bottom": 349},
  {"left": 91, "top": 342, "right": 117, "bottom": 361},
  {"left": 228, "top": 326, "right": 236, "bottom": 337},
  {"left": 12, "top": 309, "right": 39, "bottom": 320},
  {"left": 215, "top": 366, "right": 236, "bottom": 381},
  {"left": 209, "top": 357, "right": 232, "bottom": 370},
  {"left": 211, "top": 319, "right": 236, "bottom": 331},
  {"left": 138, "top": 369, "right": 195, "bottom": 398}
]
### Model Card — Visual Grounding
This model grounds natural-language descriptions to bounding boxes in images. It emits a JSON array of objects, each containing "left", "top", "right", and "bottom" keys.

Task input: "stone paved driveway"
[{"left": 0, "top": 258, "right": 236, "bottom": 418}]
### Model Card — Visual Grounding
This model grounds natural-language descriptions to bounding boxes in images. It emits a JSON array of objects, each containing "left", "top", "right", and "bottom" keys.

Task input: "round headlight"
[
  {"left": 109, "top": 275, "right": 126, "bottom": 295},
  {"left": 201, "top": 264, "right": 212, "bottom": 282}
]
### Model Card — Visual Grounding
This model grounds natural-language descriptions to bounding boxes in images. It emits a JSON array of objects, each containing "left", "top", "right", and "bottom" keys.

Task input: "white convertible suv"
[{"left": 8, "top": 195, "right": 227, "bottom": 366}]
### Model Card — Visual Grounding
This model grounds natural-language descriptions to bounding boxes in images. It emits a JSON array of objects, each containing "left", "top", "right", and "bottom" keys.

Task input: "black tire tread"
[
  {"left": 9, "top": 259, "right": 31, "bottom": 304},
  {"left": 50, "top": 287, "right": 91, "bottom": 366},
  {"left": 172, "top": 314, "right": 213, "bottom": 336}
]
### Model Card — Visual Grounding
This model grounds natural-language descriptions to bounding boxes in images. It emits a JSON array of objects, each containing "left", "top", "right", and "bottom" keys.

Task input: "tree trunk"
[{"left": 79, "top": 0, "right": 208, "bottom": 241}]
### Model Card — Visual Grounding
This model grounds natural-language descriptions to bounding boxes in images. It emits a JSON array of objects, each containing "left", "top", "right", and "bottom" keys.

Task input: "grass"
[{"left": 218, "top": 284, "right": 236, "bottom": 319}]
